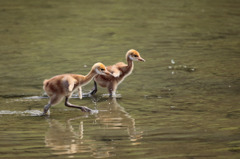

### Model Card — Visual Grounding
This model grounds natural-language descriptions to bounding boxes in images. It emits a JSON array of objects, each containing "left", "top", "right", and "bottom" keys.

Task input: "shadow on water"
[{"left": 44, "top": 98, "right": 142, "bottom": 158}]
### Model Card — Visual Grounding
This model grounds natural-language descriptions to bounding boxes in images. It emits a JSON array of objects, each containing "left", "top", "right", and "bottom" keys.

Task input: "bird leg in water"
[
  {"left": 64, "top": 97, "right": 92, "bottom": 112},
  {"left": 108, "top": 81, "right": 118, "bottom": 97},
  {"left": 89, "top": 81, "right": 98, "bottom": 95}
]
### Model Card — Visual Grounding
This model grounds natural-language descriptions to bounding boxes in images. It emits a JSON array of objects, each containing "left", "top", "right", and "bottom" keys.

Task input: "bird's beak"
[
  {"left": 138, "top": 57, "right": 145, "bottom": 62},
  {"left": 104, "top": 70, "right": 112, "bottom": 76}
]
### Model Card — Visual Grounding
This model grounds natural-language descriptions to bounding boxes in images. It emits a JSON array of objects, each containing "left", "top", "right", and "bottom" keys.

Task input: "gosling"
[
  {"left": 89, "top": 49, "right": 145, "bottom": 97},
  {"left": 43, "top": 62, "right": 111, "bottom": 115}
]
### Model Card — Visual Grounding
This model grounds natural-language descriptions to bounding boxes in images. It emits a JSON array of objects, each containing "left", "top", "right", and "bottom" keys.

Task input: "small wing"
[
  {"left": 107, "top": 65, "right": 122, "bottom": 77},
  {"left": 64, "top": 75, "right": 77, "bottom": 92},
  {"left": 115, "top": 62, "right": 127, "bottom": 67},
  {"left": 68, "top": 83, "right": 74, "bottom": 92},
  {"left": 112, "top": 70, "right": 121, "bottom": 77}
]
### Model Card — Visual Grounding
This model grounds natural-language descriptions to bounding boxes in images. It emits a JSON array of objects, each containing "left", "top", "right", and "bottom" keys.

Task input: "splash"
[
  {"left": 168, "top": 65, "right": 196, "bottom": 72},
  {"left": 102, "top": 94, "right": 122, "bottom": 98},
  {"left": 168, "top": 59, "right": 196, "bottom": 72},
  {"left": 0, "top": 110, "right": 43, "bottom": 116},
  {"left": 23, "top": 96, "right": 48, "bottom": 99},
  {"left": 90, "top": 109, "right": 99, "bottom": 114}
]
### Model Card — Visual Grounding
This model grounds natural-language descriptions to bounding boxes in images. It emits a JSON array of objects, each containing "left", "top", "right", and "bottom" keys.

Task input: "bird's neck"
[
  {"left": 126, "top": 56, "right": 134, "bottom": 74},
  {"left": 82, "top": 70, "right": 96, "bottom": 86}
]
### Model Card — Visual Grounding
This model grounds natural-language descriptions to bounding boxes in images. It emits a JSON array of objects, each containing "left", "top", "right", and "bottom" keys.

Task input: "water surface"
[{"left": 0, "top": 0, "right": 240, "bottom": 159}]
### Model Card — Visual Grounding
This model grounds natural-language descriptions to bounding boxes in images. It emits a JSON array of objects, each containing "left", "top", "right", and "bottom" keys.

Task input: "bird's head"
[
  {"left": 92, "top": 62, "right": 111, "bottom": 75},
  {"left": 126, "top": 49, "right": 145, "bottom": 62}
]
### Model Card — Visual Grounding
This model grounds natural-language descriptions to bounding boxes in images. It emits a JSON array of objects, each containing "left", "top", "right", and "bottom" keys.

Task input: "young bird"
[
  {"left": 42, "top": 62, "right": 111, "bottom": 115},
  {"left": 89, "top": 49, "right": 145, "bottom": 97}
]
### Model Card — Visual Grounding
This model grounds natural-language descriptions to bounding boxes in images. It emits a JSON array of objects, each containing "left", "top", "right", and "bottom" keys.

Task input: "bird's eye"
[
  {"left": 101, "top": 68, "right": 105, "bottom": 71},
  {"left": 134, "top": 55, "right": 138, "bottom": 57}
]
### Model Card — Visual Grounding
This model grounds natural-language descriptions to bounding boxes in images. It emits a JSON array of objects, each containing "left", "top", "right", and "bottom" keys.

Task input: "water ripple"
[{"left": 0, "top": 110, "right": 43, "bottom": 116}]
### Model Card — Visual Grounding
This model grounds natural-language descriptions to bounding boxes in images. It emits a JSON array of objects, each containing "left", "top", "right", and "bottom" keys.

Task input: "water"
[{"left": 0, "top": 0, "right": 240, "bottom": 158}]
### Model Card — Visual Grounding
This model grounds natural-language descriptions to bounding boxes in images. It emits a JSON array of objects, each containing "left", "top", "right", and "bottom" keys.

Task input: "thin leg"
[
  {"left": 78, "top": 87, "right": 82, "bottom": 99},
  {"left": 108, "top": 81, "right": 117, "bottom": 97},
  {"left": 89, "top": 81, "right": 98, "bottom": 95},
  {"left": 43, "top": 103, "right": 51, "bottom": 115},
  {"left": 108, "top": 90, "right": 117, "bottom": 97},
  {"left": 64, "top": 97, "right": 92, "bottom": 112},
  {"left": 42, "top": 94, "right": 64, "bottom": 115},
  {"left": 108, "top": 87, "right": 113, "bottom": 97}
]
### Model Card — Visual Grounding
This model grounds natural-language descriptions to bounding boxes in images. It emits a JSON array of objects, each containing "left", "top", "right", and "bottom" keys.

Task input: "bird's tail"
[{"left": 43, "top": 79, "right": 49, "bottom": 90}]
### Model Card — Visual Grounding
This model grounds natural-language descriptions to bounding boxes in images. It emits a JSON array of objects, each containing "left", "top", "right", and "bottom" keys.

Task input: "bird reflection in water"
[
  {"left": 44, "top": 97, "right": 142, "bottom": 158},
  {"left": 94, "top": 97, "right": 143, "bottom": 143}
]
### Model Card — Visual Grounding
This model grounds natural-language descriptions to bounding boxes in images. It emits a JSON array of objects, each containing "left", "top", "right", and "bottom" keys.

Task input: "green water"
[{"left": 0, "top": 0, "right": 240, "bottom": 158}]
